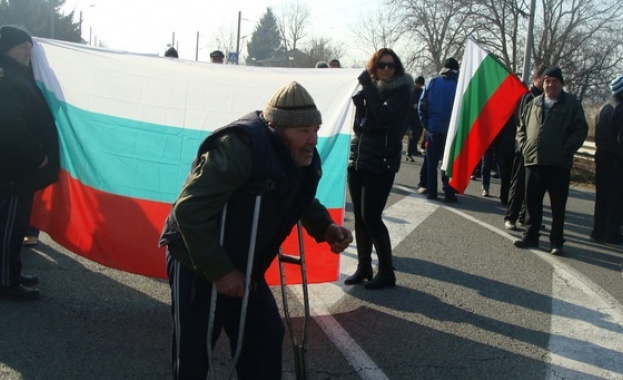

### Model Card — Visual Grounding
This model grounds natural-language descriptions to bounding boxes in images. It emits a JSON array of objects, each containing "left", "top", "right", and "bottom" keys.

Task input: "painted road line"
[
  {"left": 293, "top": 189, "right": 438, "bottom": 379},
  {"left": 444, "top": 205, "right": 623, "bottom": 379}
]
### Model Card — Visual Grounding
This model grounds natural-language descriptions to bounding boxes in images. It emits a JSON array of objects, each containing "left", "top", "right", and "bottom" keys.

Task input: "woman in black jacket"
[{"left": 346, "top": 48, "right": 413, "bottom": 289}]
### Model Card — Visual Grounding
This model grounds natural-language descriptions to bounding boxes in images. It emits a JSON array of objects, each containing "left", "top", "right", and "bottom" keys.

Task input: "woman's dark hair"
[{"left": 365, "top": 48, "right": 405, "bottom": 80}]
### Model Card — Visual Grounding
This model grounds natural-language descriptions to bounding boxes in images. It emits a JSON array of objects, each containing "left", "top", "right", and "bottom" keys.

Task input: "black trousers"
[
  {"left": 523, "top": 165, "right": 570, "bottom": 246},
  {"left": 0, "top": 192, "right": 34, "bottom": 287},
  {"left": 347, "top": 167, "right": 395, "bottom": 243},
  {"left": 425, "top": 132, "right": 455, "bottom": 198},
  {"left": 591, "top": 149, "right": 623, "bottom": 242},
  {"left": 505, "top": 151, "right": 525, "bottom": 223},
  {"left": 167, "top": 254, "right": 284, "bottom": 380}
]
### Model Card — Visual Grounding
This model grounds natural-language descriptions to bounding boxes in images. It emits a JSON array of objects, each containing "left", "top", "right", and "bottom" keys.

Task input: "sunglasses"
[{"left": 376, "top": 61, "right": 396, "bottom": 70}]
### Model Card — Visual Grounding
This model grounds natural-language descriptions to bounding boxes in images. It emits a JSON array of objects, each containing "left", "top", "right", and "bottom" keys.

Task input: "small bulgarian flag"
[{"left": 442, "top": 38, "right": 528, "bottom": 194}]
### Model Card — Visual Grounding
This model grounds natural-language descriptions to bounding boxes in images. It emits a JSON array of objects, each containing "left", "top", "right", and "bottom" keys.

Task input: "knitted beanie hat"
[
  {"left": 263, "top": 81, "right": 322, "bottom": 127},
  {"left": 611, "top": 76, "right": 623, "bottom": 97},
  {"left": 0, "top": 26, "right": 32, "bottom": 52},
  {"left": 444, "top": 57, "right": 459, "bottom": 71},
  {"left": 543, "top": 66, "right": 564, "bottom": 85}
]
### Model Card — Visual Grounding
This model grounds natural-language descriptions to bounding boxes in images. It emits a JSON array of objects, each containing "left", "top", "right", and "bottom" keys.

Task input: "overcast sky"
[{"left": 60, "top": 0, "right": 380, "bottom": 64}]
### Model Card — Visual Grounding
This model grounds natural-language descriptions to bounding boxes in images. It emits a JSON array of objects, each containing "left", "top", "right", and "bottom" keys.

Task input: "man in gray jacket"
[{"left": 514, "top": 67, "right": 588, "bottom": 255}]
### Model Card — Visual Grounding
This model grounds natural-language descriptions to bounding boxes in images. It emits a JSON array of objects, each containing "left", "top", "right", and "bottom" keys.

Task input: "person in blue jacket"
[{"left": 419, "top": 57, "right": 460, "bottom": 203}]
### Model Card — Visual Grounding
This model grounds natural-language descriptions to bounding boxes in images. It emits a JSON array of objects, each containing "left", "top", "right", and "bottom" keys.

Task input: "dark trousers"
[
  {"left": 591, "top": 149, "right": 623, "bottom": 242},
  {"left": 498, "top": 151, "right": 514, "bottom": 205},
  {"left": 167, "top": 254, "right": 284, "bottom": 380},
  {"left": 0, "top": 193, "right": 34, "bottom": 287},
  {"left": 418, "top": 154, "right": 428, "bottom": 188},
  {"left": 425, "top": 132, "right": 455, "bottom": 198},
  {"left": 481, "top": 148, "right": 495, "bottom": 188},
  {"left": 407, "top": 124, "right": 423, "bottom": 156},
  {"left": 523, "top": 166, "right": 570, "bottom": 246},
  {"left": 347, "top": 167, "right": 395, "bottom": 252},
  {"left": 505, "top": 151, "right": 526, "bottom": 223}
]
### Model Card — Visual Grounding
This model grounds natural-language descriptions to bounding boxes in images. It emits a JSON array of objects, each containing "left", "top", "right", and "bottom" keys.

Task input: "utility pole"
[
  {"left": 521, "top": 0, "right": 536, "bottom": 85},
  {"left": 49, "top": 1, "right": 55, "bottom": 39},
  {"left": 195, "top": 31, "right": 199, "bottom": 61},
  {"left": 236, "top": 11, "right": 241, "bottom": 65}
]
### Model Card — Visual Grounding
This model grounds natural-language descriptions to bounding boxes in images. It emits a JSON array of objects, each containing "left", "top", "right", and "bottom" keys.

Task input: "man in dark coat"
[
  {"left": 160, "top": 81, "right": 352, "bottom": 379},
  {"left": 514, "top": 67, "right": 588, "bottom": 255},
  {"left": 0, "top": 26, "right": 60, "bottom": 300},
  {"left": 590, "top": 76, "right": 623, "bottom": 244}
]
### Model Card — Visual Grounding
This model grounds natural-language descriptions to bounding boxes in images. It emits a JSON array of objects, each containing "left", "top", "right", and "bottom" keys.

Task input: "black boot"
[
  {"left": 344, "top": 261, "right": 373, "bottom": 285},
  {"left": 365, "top": 234, "right": 396, "bottom": 290},
  {"left": 345, "top": 229, "right": 373, "bottom": 285},
  {"left": 364, "top": 271, "right": 396, "bottom": 290}
]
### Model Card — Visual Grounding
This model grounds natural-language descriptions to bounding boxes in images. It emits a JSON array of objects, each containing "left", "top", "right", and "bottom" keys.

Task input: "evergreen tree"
[
  {"left": 245, "top": 7, "right": 283, "bottom": 65},
  {"left": 0, "top": 0, "right": 80, "bottom": 42}
]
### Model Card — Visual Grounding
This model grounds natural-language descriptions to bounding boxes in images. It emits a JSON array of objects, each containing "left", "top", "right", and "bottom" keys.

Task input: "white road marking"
[
  {"left": 294, "top": 189, "right": 438, "bottom": 379},
  {"left": 296, "top": 184, "right": 623, "bottom": 379},
  {"left": 444, "top": 201, "right": 623, "bottom": 379}
]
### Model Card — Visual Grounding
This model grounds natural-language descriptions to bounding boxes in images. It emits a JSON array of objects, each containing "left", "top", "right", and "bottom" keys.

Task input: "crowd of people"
[{"left": 1, "top": 22, "right": 620, "bottom": 379}]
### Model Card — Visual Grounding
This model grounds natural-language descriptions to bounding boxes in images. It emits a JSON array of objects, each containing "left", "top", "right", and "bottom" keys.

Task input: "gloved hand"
[
  {"left": 357, "top": 69, "right": 372, "bottom": 86},
  {"left": 352, "top": 92, "right": 365, "bottom": 108}
]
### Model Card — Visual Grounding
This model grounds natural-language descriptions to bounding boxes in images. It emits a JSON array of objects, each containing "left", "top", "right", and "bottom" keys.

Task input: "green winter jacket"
[{"left": 517, "top": 91, "right": 588, "bottom": 170}]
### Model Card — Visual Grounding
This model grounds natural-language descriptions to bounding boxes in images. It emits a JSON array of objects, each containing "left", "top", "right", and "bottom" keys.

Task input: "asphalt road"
[{"left": 1, "top": 153, "right": 622, "bottom": 380}]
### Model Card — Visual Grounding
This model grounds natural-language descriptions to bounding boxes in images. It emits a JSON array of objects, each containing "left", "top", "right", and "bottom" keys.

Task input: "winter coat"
[
  {"left": 594, "top": 96, "right": 623, "bottom": 155},
  {"left": 517, "top": 91, "right": 588, "bottom": 170},
  {"left": 418, "top": 68, "right": 458, "bottom": 134},
  {"left": 0, "top": 54, "right": 59, "bottom": 195},
  {"left": 159, "top": 111, "right": 333, "bottom": 281},
  {"left": 349, "top": 73, "right": 413, "bottom": 174}
]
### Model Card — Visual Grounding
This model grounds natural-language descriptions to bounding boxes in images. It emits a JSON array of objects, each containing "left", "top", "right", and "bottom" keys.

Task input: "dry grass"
[{"left": 571, "top": 157, "right": 595, "bottom": 189}]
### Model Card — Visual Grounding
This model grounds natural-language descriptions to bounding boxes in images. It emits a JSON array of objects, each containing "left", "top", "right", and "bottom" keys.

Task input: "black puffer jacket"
[
  {"left": 349, "top": 73, "right": 413, "bottom": 174},
  {"left": 0, "top": 55, "right": 59, "bottom": 195}
]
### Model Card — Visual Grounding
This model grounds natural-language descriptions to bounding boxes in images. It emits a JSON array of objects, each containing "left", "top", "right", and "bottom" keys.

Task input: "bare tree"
[
  {"left": 391, "top": 0, "right": 476, "bottom": 74},
  {"left": 349, "top": 7, "right": 404, "bottom": 63},
  {"left": 277, "top": 0, "right": 311, "bottom": 51},
  {"left": 533, "top": 0, "right": 623, "bottom": 101},
  {"left": 210, "top": 25, "right": 238, "bottom": 61},
  {"left": 303, "top": 37, "right": 345, "bottom": 64},
  {"left": 467, "top": 0, "right": 529, "bottom": 72}
]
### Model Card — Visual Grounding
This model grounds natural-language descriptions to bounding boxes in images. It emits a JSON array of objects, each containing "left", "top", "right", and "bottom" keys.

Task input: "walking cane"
[
  {"left": 278, "top": 221, "right": 310, "bottom": 380},
  {"left": 206, "top": 193, "right": 263, "bottom": 380}
]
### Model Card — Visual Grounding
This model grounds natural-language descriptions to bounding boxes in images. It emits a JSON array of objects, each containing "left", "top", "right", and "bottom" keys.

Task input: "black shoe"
[
  {"left": 514, "top": 238, "right": 538, "bottom": 249},
  {"left": 426, "top": 195, "right": 438, "bottom": 200},
  {"left": 589, "top": 233, "right": 605, "bottom": 243},
  {"left": 550, "top": 246, "right": 565, "bottom": 256},
  {"left": 344, "top": 267, "right": 373, "bottom": 285},
  {"left": 364, "top": 272, "right": 396, "bottom": 290},
  {"left": 0, "top": 284, "right": 39, "bottom": 300},
  {"left": 443, "top": 196, "right": 458, "bottom": 203},
  {"left": 20, "top": 274, "right": 39, "bottom": 286}
]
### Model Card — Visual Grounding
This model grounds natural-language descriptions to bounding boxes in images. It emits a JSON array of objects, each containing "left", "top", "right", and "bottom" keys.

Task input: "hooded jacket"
[
  {"left": 349, "top": 73, "right": 413, "bottom": 174},
  {"left": 0, "top": 54, "right": 59, "bottom": 195}
]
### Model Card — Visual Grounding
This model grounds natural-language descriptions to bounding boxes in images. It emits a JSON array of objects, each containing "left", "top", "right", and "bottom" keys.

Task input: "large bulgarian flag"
[
  {"left": 442, "top": 38, "right": 527, "bottom": 194},
  {"left": 29, "top": 38, "right": 359, "bottom": 284}
]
